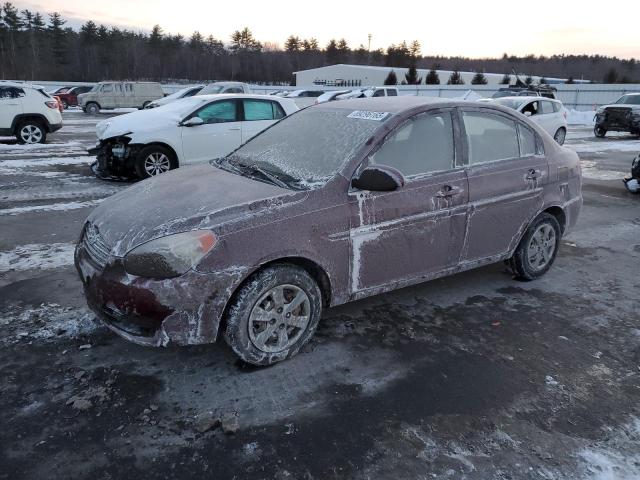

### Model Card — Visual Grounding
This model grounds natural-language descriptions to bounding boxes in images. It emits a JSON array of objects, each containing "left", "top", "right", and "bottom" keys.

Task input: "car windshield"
[
  {"left": 219, "top": 107, "right": 390, "bottom": 189},
  {"left": 615, "top": 95, "right": 640, "bottom": 105},
  {"left": 493, "top": 98, "right": 525, "bottom": 110}
]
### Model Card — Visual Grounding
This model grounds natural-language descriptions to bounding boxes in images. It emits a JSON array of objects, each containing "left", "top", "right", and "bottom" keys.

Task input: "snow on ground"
[
  {"left": 0, "top": 156, "right": 94, "bottom": 169},
  {"left": 0, "top": 141, "right": 83, "bottom": 151},
  {"left": 571, "top": 140, "right": 640, "bottom": 154},
  {"left": 0, "top": 303, "right": 98, "bottom": 344},
  {"left": 0, "top": 243, "right": 75, "bottom": 272},
  {"left": 577, "top": 417, "right": 640, "bottom": 480},
  {"left": 0, "top": 199, "right": 103, "bottom": 216},
  {"left": 580, "top": 160, "right": 629, "bottom": 181}
]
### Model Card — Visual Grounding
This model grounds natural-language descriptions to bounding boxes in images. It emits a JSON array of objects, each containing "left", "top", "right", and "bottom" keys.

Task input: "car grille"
[
  {"left": 605, "top": 107, "right": 630, "bottom": 123},
  {"left": 82, "top": 222, "right": 111, "bottom": 268}
]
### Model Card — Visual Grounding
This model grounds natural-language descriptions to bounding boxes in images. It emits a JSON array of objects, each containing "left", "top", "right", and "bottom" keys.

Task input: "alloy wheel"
[
  {"left": 248, "top": 284, "right": 311, "bottom": 353},
  {"left": 526, "top": 224, "right": 557, "bottom": 272},
  {"left": 143, "top": 152, "right": 171, "bottom": 176},
  {"left": 20, "top": 125, "right": 43, "bottom": 144},
  {"left": 554, "top": 128, "right": 566, "bottom": 145}
]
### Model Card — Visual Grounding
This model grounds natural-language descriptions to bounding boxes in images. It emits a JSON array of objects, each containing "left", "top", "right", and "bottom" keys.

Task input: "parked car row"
[{"left": 76, "top": 94, "right": 583, "bottom": 366}]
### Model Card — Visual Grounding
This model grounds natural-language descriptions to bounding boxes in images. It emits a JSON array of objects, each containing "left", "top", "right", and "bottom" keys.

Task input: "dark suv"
[{"left": 594, "top": 93, "right": 640, "bottom": 137}]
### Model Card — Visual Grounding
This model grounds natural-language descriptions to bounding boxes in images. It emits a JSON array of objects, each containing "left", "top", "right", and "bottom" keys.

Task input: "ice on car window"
[
  {"left": 463, "top": 112, "right": 519, "bottom": 164},
  {"left": 519, "top": 125, "right": 537, "bottom": 157},
  {"left": 228, "top": 108, "right": 389, "bottom": 185},
  {"left": 370, "top": 112, "right": 454, "bottom": 176},
  {"left": 196, "top": 100, "right": 237, "bottom": 123}
]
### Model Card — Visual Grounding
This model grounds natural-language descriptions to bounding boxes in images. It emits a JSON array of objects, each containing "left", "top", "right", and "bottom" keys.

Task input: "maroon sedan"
[
  {"left": 75, "top": 97, "right": 582, "bottom": 365},
  {"left": 55, "top": 85, "right": 93, "bottom": 109}
]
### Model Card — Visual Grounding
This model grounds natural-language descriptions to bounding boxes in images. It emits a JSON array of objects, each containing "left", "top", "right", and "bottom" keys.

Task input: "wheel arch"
[
  {"left": 217, "top": 255, "right": 333, "bottom": 341},
  {"left": 12, "top": 114, "right": 50, "bottom": 133},
  {"left": 134, "top": 142, "right": 180, "bottom": 167},
  {"left": 543, "top": 205, "right": 566, "bottom": 234}
]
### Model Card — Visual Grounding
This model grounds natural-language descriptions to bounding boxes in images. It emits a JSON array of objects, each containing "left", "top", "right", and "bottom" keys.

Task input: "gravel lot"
[{"left": 1, "top": 112, "right": 639, "bottom": 480}]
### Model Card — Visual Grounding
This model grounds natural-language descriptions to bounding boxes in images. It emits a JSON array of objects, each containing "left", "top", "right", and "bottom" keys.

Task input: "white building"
[{"left": 294, "top": 64, "right": 566, "bottom": 87}]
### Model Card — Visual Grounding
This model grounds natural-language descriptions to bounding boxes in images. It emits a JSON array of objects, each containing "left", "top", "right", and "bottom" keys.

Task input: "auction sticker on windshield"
[{"left": 347, "top": 111, "right": 391, "bottom": 121}]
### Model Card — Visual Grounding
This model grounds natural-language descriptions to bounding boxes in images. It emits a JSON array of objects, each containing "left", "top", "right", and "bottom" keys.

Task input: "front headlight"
[
  {"left": 96, "top": 121, "right": 110, "bottom": 138},
  {"left": 124, "top": 230, "right": 217, "bottom": 279}
]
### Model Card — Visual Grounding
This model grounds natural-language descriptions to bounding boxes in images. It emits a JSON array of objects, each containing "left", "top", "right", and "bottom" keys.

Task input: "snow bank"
[
  {"left": 0, "top": 199, "right": 102, "bottom": 216},
  {"left": 0, "top": 243, "right": 75, "bottom": 272},
  {"left": 1, "top": 303, "right": 98, "bottom": 344},
  {"left": 567, "top": 109, "right": 596, "bottom": 125}
]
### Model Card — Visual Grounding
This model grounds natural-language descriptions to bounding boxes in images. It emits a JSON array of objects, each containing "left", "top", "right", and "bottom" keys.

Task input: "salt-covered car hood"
[{"left": 87, "top": 165, "right": 298, "bottom": 256}]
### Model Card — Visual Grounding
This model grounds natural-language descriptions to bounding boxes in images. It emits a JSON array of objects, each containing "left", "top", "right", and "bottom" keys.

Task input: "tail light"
[{"left": 45, "top": 101, "right": 58, "bottom": 109}]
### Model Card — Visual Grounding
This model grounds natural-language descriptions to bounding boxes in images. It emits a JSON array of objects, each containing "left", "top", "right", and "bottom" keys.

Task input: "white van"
[{"left": 78, "top": 82, "right": 164, "bottom": 114}]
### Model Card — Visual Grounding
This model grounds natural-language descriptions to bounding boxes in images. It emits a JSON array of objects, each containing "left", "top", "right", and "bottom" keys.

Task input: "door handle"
[
  {"left": 526, "top": 168, "right": 542, "bottom": 180},
  {"left": 228, "top": 127, "right": 241, "bottom": 131},
  {"left": 436, "top": 185, "right": 461, "bottom": 197}
]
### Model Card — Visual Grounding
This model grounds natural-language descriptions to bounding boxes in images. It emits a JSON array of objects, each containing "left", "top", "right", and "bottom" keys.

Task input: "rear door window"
[
  {"left": 540, "top": 101, "right": 555, "bottom": 114},
  {"left": 386, "top": 89, "right": 397, "bottom": 96},
  {"left": 243, "top": 99, "right": 285, "bottom": 121},
  {"left": 101, "top": 84, "right": 114, "bottom": 93},
  {"left": 372, "top": 89, "right": 385, "bottom": 97},
  {"left": 462, "top": 111, "right": 520, "bottom": 164},
  {"left": 370, "top": 111, "right": 455, "bottom": 177}
]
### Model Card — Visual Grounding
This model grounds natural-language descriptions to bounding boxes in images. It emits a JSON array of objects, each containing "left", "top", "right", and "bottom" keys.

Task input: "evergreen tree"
[
  {"left": 565, "top": 76, "right": 574, "bottom": 84},
  {"left": 539, "top": 77, "right": 547, "bottom": 84},
  {"left": 384, "top": 70, "right": 397, "bottom": 85},
  {"left": 447, "top": 70, "right": 464, "bottom": 85},
  {"left": 405, "top": 63, "right": 421, "bottom": 84},
  {"left": 285, "top": 35, "right": 300, "bottom": 53},
  {"left": 471, "top": 71, "right": 488, "bottom": 85},
  {"left": 524, "top": 75, "right": 533, "bottom": 85},
  {"left": 500, "top": 73, "right": 511, "bottom": 84},
  {"left": 425, "top": 67, "right": 440, "bottom": 85},
  {"left": 603, "top": 68, "right": 618, "bottom": 83},
  {"left": 325, "top": 39, "right": 339, "bottom": 63},
  {"left": 47, "top": 12, "right": 67, "bottom": 66}
]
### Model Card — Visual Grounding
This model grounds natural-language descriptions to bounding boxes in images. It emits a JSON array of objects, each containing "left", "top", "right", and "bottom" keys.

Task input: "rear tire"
[
  {"left": 553, "top": 127, "right": 566, "bottom": 145},
  {"left": 85, "top": 102, "right": 100, "bottom": 115},
  {"left": 594, "top": 126, "right": 606, "bottom": 138},
  {"left": 509, "top": 213, "right": 561, "bottom": 281},
  {"left": 224, "top": 264, "right": 322, "bottom": 366},
  {"left": 16, "top": 121, "right": 46, "bottom": 144},
  {"left": 140, "top": 101, "right": 151, "bottom": 110},
  {"left": 134, "top": 145, "right": 177, "bottom": 178}
]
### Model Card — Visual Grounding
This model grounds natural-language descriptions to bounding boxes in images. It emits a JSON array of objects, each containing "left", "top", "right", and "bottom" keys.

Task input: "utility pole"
[
  {"left": 368, "top": 34, "right": 372, "bottom": 52},
  {"left": 368, "top": 34, "right": 372, "bottom": 64}
]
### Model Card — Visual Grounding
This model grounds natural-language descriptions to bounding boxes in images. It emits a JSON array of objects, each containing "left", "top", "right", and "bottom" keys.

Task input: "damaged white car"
[{"left": 90, "top": 94, "right": 298, "bottom": 179}]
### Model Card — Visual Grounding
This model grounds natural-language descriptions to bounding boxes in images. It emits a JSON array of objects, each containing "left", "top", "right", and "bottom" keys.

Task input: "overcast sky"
[{"left": 15, "top": 0, "right": 640, "bottom": 59}]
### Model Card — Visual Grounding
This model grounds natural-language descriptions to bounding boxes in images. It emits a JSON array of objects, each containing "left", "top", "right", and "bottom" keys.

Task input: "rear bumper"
[{"left": 74, "top": 241, "right": 243, "bottom": 347}]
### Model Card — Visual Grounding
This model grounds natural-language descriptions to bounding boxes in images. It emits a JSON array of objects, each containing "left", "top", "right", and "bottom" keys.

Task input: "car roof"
[
  {"left": 496, "top": 95, "right": 559, "bottom": 102},
  {"left": 315, "top": 96, "right": 458, "bottom": 113},
  {"left": 0, "top": 80, "right": 43, "bottom": 89}
]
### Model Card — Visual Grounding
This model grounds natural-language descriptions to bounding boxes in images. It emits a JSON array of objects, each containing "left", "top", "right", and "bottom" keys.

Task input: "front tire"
[
  {"left": 134, "top": 145, "right": 177, "bottom": 178},
  {"left": 594, "top": 126, "right": 606, "bottom": 138},
  {"left": 61, "top": 99, "right": 69, "bottom": 109},
  {"left": 553, "top": 127, "right": 566, "bottom": 145},
  {"left": 509, "top": 213, "right": 561, "bottom": 281},
  {"left": 224, "top": 264, "right": 322, "bottom": 366},
  {"left": 16, "top": 121, "right": 46, "bottom": 144},
  {"left": 140, "top": 101, "right": 151, "bottom": 110}
]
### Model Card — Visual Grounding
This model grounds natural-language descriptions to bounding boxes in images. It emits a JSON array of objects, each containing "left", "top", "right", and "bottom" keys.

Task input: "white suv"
[{"left": 0, "top": 82, "right": 63, "bottom": 144}]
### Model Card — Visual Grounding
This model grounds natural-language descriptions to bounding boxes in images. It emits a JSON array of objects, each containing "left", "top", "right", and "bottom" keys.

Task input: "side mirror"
[
  {"left": 181, "top": 117, "right": 204, "bottom": 127},
  {"left": 351, "top": 165, "right": 405, "bottom": 192}
]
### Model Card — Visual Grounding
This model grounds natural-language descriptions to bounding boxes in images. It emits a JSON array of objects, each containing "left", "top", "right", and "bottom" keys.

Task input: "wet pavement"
[{"left": 1, "top": 113, "right": 639, "bottom": 479}]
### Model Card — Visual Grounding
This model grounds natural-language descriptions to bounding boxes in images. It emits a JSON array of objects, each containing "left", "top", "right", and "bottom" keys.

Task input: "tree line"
[{"left": 0, "top": 3, "right": 637, "bottom": 84}]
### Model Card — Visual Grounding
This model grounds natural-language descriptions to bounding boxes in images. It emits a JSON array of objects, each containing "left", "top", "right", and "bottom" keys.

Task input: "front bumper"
[
  {"left": 88, "top": 140, "right": 139, "bottom": 177},
  {"left": 595, "top": 110, "right": 640, "bottom": 133},
  {"left": 74, "top": 241, "right": 243, "bottom": 347},
  {"left": 49, "top": 122, "right": 63, "bottom": 133}
]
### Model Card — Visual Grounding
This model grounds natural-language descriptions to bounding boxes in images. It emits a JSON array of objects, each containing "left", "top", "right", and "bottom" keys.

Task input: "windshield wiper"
[{"left": 242, "top": 164, "right": 290, "bottom": 189}]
